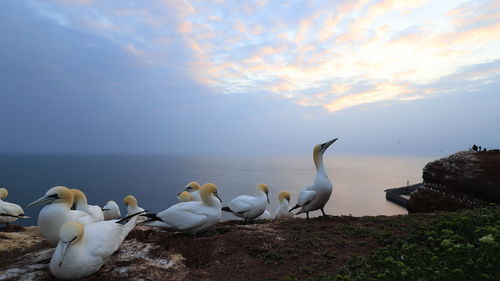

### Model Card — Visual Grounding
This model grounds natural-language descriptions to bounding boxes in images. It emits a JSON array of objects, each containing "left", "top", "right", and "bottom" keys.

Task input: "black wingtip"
[
  {"left": 141, "top": 213, "right": 162, "bottom": 222},
  {"left": 115, "top": 210, "right": 146, "bottom": 225},
  {"left": 221, "top": 206, "right": 232, "bottom": 212},
  {"left": 289, "top": 205, "right": 300, "bottom": 212}
]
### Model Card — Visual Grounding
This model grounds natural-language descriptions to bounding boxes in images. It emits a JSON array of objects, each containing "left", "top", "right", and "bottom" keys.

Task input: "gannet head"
[
  {"left": 0, "top": 188, "right": 8, "bottom": 200},
  {"left": 278, "top": 191, "right": 291, "bottom": 204},
  {"left": 57, "top": 221, "right": 84, "bottom": 267},
  {"left": 123, "top": 195, "right": 138, "bottom": 208},
  {"left": 313, "top": 138, "right": 338, "bottom": 166},
  {"left": 257, "top": 184, "right": 270, "bottom": 204},
  {"left": 178, "top": 181, "right": 201, "bottom": 196},
  {"left": 27, "top": 186, "right": 74, "bottom": 208},
  {"left": 178, "top": 191, "right": 192, "bottom": 202},
  {"left": 200, "top": 183, "right": 222, "bottom": 204}
]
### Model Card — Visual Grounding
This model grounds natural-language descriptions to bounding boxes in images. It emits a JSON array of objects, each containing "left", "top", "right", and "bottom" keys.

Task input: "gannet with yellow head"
[
  {"left": 123, "top": 195, "right": 145, "bottom": 223},
  {"left": 27, "top": 186, "right": 94, "bottom": 246},
  {"left": 142, "top": 183, "right": 222, "bottom": 236},
  {"left": 274, "top": 191, "right": 293, "bottom": 219},
  {"left": 289, "top": 138, "right": 338, "bottom": 219},
  {"left": 102, "top": 200, "right": 121, "bottom": 220},
  {"left": 49, "top": 211, "right": 143, "bottom": 279},
  {"left": 0, "top": 187, "right": 29, "bottom": 225},
  {"left": 222, "top": 183, "right": 270, "bottom": 221},
  {"left": 178, "top": 181, "right": 202, "bottom": 201},
  {"left": 71, "top": 189, "right": 104, "bottom": 222},
  {"left": 178, "top": 191, "right": 193, "bottom": 202}
]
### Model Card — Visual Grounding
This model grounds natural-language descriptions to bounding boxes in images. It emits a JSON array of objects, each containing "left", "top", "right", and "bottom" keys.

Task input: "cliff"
[{"left": 407, "top": 150, "right": 500, "bottom": 213}]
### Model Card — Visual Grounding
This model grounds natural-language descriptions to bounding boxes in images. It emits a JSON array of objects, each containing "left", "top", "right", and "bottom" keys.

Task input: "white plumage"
[
  {"left": 123, "top": 195, "right": 145, "bottom": 223},
  {"left": 71, "top": 189, "right": 104, "bottom": 222},
  {"left": 0, "top": 188, "right": 29, "bottom": 225},
  {"left": 256, "top": 210, "right": 272, "bottom": 220},
  {"left": 49, "top": 213, "right": 141, "bottom": 280},
  {"left": 223, "top": 184, "right": 270, "bottom": 220},
  {"left": 27, "top": 186, "right": 94, "bottom": 246},
  {"left": 274, "top": 191, "right": 293, "bottom": 219},
  {"left": 142, "top": 183, "right": 221, "bottom": 235},
  {"left": 290, "top": 138, "right": 338, "bottom": 219},
  {"left": 102, "top": 200, "right": 121, "bottom": 220},
  {"left": 179, "top": 181, "right": 202, "bottom": 202}
]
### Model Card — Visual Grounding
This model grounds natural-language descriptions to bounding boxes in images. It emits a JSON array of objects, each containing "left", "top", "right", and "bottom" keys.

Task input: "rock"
[{"left": 407, "top": 150, "right": 500, "bottom": 213}]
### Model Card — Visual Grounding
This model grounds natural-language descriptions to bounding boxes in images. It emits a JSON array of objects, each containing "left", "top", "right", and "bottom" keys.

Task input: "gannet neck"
[
  {"left": 71, "top": 189, "right": 88, "bottom": 207},
  {"left": 0, "top": 188, "right": 8, "bottom": 199}
]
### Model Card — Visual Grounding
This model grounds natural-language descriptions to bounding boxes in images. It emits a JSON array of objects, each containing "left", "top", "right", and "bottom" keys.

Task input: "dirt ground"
[{"left": 0, "top": 214, "right": 429, "bottom": 281}]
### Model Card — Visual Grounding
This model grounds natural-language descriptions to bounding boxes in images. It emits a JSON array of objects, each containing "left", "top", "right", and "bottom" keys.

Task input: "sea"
[{"left": 0, "top": 153, "right": 434, "bottom": 226}]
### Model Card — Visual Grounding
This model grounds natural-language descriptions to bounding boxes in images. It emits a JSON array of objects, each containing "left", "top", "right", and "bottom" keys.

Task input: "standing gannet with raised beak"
[
  {"left": 178, "top": 181, "right": 202, "bottom": 201},
  {"left": 123, "top": 195, "right": 145, "bottom": 223},
  {"left": 178, "top": 191, "right": 193, "bottom": 202},
  {"left": 71, "top": 189, "right": 104, "bottom": 222},
  {"left": 27, "top": 186, "right": 94, "bottom": 246},
  {"left": 274, "top": 191, "right": 293, "bottom": 219},
  {"left": 49, "top": 211, "right": 144, "bottom": 280},
  {"left": 142, "top": 183, "right": 222, "bottom": 236},
  {"left": 289, "top": 138, "right": 338, "bottom": 219},
  {"left": 102, "top": 200, "right": 121, "bottom": 220},
  {"left": 0, "top": 187, "right": 29, "bottom": 226},
  {"left": 222, "top": 183, "right": 270, "bottom": 221}
]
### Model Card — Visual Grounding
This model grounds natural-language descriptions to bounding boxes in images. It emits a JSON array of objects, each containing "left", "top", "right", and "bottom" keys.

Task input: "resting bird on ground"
[
  {"left": 178, "top": 181, "right": 202, "bottom": 201},
  {"left": 0, "top": 187, "right": 29, "bottom": 226},
  {"left": 49, "top": 211, "right": 144, "bottom": 280},
  {"left": 102, "top": 200, "right": 121, "bottom": 220},
  {"left": 27, "top": 186, "right": 94, "bottom": 246},
  {"left": 274, "top": 191, "right": 293, "bottom": 219},
  {"left": 222, "top": 183, "right": 269, "bottom": 221},
  {"left": 289, "top": 138, "right": 338, "bottom": 219},
  {"left": 142, "top": 183, "right": 222, "bottom": 236},
  {"left": 123, "top": 195, "right": 145, "bottom": 223},
  {"left": 71, "top": 189, "right": 104, "bottom": 222}
]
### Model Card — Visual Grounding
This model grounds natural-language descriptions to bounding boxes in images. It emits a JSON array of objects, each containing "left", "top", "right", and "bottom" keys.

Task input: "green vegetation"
[{"left": 332, "top": 205, "right": 500, "bottom": 281}]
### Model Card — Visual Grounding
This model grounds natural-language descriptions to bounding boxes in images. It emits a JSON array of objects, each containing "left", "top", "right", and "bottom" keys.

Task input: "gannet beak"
[
  {"left": 19, "top": 215, "right": 30, "bottom": 219},
  {"left": 101, "top": 208, "right": 110, "bottom": 211},
  {"left": 214, "top": 192, "right": 222, "bottom": 203},
  {"left": 321, "top": 138, "right": 338, "bottom": 151},
  {"left": 27, "top": 195, "right": 57, "bottom": 208},
  {"left": 58, "top": 241, "right": 72, "bottom": 267}
]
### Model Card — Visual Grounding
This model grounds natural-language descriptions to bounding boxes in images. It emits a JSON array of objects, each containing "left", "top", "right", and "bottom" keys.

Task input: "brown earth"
[{"left": 0, "top": 214, "right": 429, "bottom": 281}]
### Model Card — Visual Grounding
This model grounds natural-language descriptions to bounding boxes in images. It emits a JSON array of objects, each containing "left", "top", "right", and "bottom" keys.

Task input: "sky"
[{"left": 1, "top": 0, "right": 499, "bottom": 156}]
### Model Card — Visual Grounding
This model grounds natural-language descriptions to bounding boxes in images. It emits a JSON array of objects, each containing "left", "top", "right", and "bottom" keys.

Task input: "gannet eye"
[{"left": 48, "top": 193, "right": 60, "bottom": 199}]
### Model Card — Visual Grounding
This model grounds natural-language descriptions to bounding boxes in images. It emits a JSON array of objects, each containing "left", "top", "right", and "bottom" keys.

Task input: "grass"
[{"left": 330, "top": 205, "right": 500, "bottom": 281}]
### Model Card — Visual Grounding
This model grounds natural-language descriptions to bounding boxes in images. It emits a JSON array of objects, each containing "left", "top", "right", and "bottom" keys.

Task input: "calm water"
[{"left": 0, "top": 154, "right": 433, "bottom": 226}]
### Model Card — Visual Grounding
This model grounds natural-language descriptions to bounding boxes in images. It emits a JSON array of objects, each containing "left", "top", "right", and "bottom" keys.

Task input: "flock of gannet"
[{"left": 1, "top": 138, "right": 338, "bottom": 280}]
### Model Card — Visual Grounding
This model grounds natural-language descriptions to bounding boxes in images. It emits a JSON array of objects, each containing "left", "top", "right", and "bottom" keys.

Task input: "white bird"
[
  {"left": 123, "top": 195, "right": 145, "bottom": 223},
  {"left": 222, "top": 183, "right": 270, "bottom": 221},
  {"left": 71, "top": 189, "right": 104, "bottom": 222},
  {"left": 49, "top": 211, "right": 143, "bottom": 280},
  {"left": 274, "top": 191, "right": 293, "bottom": 219},
  {"left": 0, "top": 187, "right": 29, "bottom": 226},
  {"left": 102, "top": 200, "right": 121, "bottom": 220},
  {"left": 178, "top": 191, "right": 193, "bottom": 202},
  {"left": 178, "top": 181, "right": 202, "bottom": 201},
  {"left": 256, "top": 210, "right": 272, "bottom": 220},
  {"left": 142, "top": 183, "right": 222, "bottom": 236},
  {"left": 27, "top": 186, "right": 94, "bottom": 246},
  {"left": 289, "top": 138, "right": 338, "bottom": 219}
]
